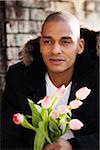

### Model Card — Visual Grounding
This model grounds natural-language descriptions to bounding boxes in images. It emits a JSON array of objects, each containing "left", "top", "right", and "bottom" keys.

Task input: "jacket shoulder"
[
  {"left": 8, "top": 62, "right": 26, "bottom": 71},
  {"left": 5, "top": 62, "right": 28, "bottom": 82},
  {"left": 7, "top": 62, "right": 27, "bottom": 74}
]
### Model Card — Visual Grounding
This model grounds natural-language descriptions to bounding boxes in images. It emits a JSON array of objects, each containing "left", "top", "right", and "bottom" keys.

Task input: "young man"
[{"left": 1, "top": 12, "right": 99, "bottom": 150}]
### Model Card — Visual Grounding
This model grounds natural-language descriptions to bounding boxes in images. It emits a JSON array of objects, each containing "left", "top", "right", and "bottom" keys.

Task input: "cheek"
[
  {"left": 40, "top": 47, "right": 51, "bottom": 59},
  {"left": 64, "top": 51, "right": 77, "bottom": 64},
  {"left": 41, "top": 51, "right": 49, "bottom": 59},
  {"left": 40, "top": 49, "right": 49, "bottom": 63}
]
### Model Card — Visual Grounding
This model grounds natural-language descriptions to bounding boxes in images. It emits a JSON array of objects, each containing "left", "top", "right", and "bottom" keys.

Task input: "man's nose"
[{"left": 52, "top": 43, "right": 62, "bottom": 54}]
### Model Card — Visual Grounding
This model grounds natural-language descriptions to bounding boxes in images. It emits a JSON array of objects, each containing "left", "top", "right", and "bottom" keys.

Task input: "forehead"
[
  {"left": 41, "top": 20, "right": 74, "bottom": 37},
  {"left": 41, "top": 19, "right": 80, "bottom": 40}
]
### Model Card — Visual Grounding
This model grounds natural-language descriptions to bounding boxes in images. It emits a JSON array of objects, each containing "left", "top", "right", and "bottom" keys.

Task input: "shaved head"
[
  {"left": 41, "top": 11, "right": 80, "bottom": 39},
  {"left": 40, "top": 11, "right": 84, "bottom": 80}
]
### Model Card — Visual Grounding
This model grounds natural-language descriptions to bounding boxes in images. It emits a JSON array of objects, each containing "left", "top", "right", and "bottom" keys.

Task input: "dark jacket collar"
[{"left": 23, "top": 61, "right": 46, "bottom": 101}]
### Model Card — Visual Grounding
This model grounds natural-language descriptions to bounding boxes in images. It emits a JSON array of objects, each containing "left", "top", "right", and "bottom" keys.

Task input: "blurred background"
[{"left": 0, "top": 0, "right": 100, "bottom": 99}]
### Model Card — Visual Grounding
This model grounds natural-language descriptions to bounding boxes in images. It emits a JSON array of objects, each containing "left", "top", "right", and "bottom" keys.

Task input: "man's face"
[{"left": 40, "top": 20, "right": 84, "bottom": 74}]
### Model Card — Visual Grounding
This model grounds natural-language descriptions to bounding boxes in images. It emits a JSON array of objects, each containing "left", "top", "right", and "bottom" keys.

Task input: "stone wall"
[{"left": 0, "top": 0, "right": 100, "bottom": 95}]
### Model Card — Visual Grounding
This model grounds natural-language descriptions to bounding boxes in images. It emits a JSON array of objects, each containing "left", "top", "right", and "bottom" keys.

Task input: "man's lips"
[{"left": 49, "top": 58, "right": 65, "bottom": 65}]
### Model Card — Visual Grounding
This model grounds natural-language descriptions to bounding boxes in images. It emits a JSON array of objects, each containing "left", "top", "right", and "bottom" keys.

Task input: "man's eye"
[
  {"left": 43, "top": 40, "right": 52, "bottom": 44},
  {"left": 62, "top": 40, "right": 71, "bottom": 44}
]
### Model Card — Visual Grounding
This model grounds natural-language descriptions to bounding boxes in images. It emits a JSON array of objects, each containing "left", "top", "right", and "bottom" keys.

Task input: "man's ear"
[{"left": 77, "top": 38, "right": 85, "bottom": 54}]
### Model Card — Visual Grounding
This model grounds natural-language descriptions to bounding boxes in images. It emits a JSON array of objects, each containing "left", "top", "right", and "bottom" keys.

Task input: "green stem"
[{"left": 45, "top": 136, "right": 52, "bottom": 144}]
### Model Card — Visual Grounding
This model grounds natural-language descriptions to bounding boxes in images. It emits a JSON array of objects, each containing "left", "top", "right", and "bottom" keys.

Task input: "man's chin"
[{"left": 48, "top": 69, "right": 67, "bottom": 74}]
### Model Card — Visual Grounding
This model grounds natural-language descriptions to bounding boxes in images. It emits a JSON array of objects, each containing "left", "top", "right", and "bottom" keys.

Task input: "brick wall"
[{"left": 0, "top": 0, "right": 100, "bottom": 96}]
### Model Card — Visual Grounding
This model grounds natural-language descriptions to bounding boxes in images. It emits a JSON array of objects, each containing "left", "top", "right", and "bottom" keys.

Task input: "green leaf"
[
  {"left": 34, "top": 104, "right": 41, "bottom": 113},
  {"left": 34, "top": 121, "right": 47, "bottom": 150},
  {"left": 21, "top": 116, "right": 36, "bottom": 132},
  {"left": 27, "top": 99, "right": 42, "bottom": 127},
  {"left": 41, "top": 109, "right": 48, "bottom": 121},
  {"left": 61, "top": 123, "right": 69, "bottom": 135},
  {"left": 27, "top": 99, "right": 41, "bottom": 116},
  {"left": 34, "top": 130, "right": 45, "bottom": 150},
  {"left": 48, "top": 132, "right": 55, "bottom": 142},
  {"left": 48, "top": 119, "right": 61, "bottom": 141},
  {"left": 32, "top": 112, "right": 42, "bottom": 128},
  {"left": 59, "top": 114, "right": 67, "bottom": 123}
]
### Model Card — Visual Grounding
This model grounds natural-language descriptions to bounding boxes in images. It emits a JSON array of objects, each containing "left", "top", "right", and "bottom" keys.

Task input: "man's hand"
[{"left": 43, "top": 139, "right": 72, "bottom": 150}]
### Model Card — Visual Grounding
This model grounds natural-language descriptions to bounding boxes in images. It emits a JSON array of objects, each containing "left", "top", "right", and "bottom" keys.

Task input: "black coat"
[{"left": 1, "top": 49, "right": 99, "bottom": 150}]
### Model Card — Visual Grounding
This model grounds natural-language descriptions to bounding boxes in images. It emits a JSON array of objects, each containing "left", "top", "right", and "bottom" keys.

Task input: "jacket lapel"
[{"left": 23, "top": 62, "right": 46, "bottom": 103}]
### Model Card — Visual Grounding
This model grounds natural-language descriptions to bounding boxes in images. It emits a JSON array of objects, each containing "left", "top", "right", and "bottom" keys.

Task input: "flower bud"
[
  {"left": 75, "top": 87, "right": 91, "bottom": 100},
  {"left": 57, "top": 104, "right": 70, "bottom": 114},
  {"left": 69, "top": 100, "right": 83, "bottom": 109},
  {"left": 42, "top": 96, "right": 52, "bottom": 109},
  {"left": 69, "top": 119, "right": 83, "bottom": 130},
  {"left": 51, "top": 110, "right": 59, "bottom": 119},
  {"left": 56, "top": 85, "right": 66, "bottom": 97},
  {"left": 13, "top": 113, "right": 24, "bottom": 125}
]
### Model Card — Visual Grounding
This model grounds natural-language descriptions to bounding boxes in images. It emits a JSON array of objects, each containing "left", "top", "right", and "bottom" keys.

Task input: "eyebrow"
[
  {"left": 61, "top": 37, "right": 72, "bottom": 40},
  {"left": 41, "top": 36, "right": 52, "bottom": 39},
  {"left": 41, "top": 36, "right": 73, "bottom": 40}
]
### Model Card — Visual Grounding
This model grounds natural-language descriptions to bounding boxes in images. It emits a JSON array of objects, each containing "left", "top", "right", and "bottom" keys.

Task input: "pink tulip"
[
  {"left": 13, "top": 113, "right": 24, "bottom": 125},
  {"left": 57, "top": 105, "right": 70, "bottom": 114},
  {"left": 56, "top": 85, "right": 66, "bottom": 97},
  {"left": 51, "top": 110, "right": 59, "bottom": 119},
  {"left": 69, "top": 100, "right": 83, "bottom": 109},
  {"left": 69, "top": 119, "right": 84, "bottom": 130},
  {"left": 75, "top": 87, "right": 91, "bottom": 100},
  {"left": 41, "top": 96, "right": 52, "bottom": 109}
]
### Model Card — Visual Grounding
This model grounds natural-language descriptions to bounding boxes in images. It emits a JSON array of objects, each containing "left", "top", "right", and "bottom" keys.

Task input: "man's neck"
[{"left": 47, "top": 67, "right": 74, "bottom": 88}]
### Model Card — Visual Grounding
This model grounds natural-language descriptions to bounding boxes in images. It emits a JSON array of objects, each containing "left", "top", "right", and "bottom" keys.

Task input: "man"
[{"left": 1, "top": 11, "right": 99, "bottom": 150}]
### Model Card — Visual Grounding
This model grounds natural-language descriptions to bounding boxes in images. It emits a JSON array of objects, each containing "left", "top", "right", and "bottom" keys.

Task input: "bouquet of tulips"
[{"left": 13, "top": 85, "right": 91, "bottom": 150}]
